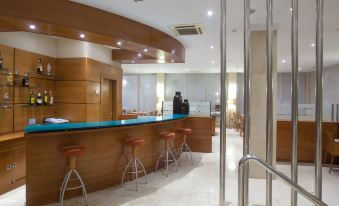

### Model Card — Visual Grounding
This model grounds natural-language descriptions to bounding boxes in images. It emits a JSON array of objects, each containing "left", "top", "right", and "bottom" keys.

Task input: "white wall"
[
  {"left": 0, "top": 32, "right": 57, "bottom": 57},
  {"left": 0, "top": 32, "right": 115, "bottom": 65}
]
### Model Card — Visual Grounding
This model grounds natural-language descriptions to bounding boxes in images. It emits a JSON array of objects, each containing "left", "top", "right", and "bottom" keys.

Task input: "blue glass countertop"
[{"left": 24, "top": 114, "right": 187, "bottom": 134}]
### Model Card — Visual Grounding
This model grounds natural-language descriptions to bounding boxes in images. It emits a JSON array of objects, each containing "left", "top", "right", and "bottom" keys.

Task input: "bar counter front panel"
[{"left": 24, "top": 115, "right": 213, "bottom": 206}]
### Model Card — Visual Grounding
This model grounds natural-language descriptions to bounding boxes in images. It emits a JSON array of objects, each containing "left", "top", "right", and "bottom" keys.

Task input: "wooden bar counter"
[{"left": 24, "top": 115, "right": 213, "bottom": 206}]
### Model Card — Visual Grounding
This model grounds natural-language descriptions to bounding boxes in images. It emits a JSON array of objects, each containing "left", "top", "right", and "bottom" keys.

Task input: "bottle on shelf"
[
  {"left": 36, "top": 59, "right": 43, "bottom": 75},
  {"left": 47, "top": 60, "right": 52, "bottom": 76},
  {"left": 49, "top": 90, "right": 54, "bottom": 105},
  {"left": 14, "top": 71, "right": 20, "bottom": 86},
  {"left": 6, "top": 72, "right": 13, "bottom": 86},
  {"left": 0, "top": 51, "right": 3, "bottom": 69},
  {"left": 22, "top": 73, "right": 30, "bottom": 87},
  {"left": 43, "top": 90, "right": 48, "bottom": 106},
  {"left": 3, "top": 92, "right": 9, "bottom": 108},
  {"left": 29, "top": 90, "right": 36, "bottom": 106},
  {"left": 36, "top": 92, "right": 43, "bottom": 106}
]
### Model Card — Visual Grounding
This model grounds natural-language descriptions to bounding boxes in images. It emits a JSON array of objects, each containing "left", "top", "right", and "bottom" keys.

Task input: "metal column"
[
  {"left": 291, "top": 0, "right": 299, "bottom": 205},
  {"left": 265, "top": 0, "right": 273, "bottom": 205},
  {"left": 219, "top": 0, "right": 227, "bottom": 205},
  {"left": 315, "top": 0, "right": 324, "bottom": 202},
  {"left": 242, "top": 0, "right": 251, "bottom": 205}
]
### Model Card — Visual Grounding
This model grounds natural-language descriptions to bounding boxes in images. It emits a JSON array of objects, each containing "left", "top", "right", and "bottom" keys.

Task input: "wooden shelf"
[{"left": 0, "top": 131, "right": 24, "bottom": 143}]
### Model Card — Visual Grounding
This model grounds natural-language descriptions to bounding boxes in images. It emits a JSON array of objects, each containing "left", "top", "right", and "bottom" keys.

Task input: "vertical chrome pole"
[
  {"left": 331, "top": 104, "right": 334, "bottom": 122},
  {"left": 291, "top": 0, "right": 299, "bottom": 205},
  {"left": 266, "top": 0, "right": 273, "bottom": 205},
  {"left": 315, "top": 0, "right": 324, "bottom": 202},
  {"left": 243, "top": 0, "right": 251, "bottom": 205},
  {"left": 220, "top": 0, "right": 227, "bottom": 205},
  {"left": 336, "top": 104, "right": 338, "bottom": 122}
]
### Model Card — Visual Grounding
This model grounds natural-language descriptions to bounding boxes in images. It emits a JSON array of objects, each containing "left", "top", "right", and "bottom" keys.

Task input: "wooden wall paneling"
[
  {"left": 55, "top": 81, "right": 100, "bottom": 104},
  {"left": 86, "top": 104, "right": 101, "bottom": 122},
  {"left": 0, "top": 44, "right": 15, "bottom": 71},
  {"left": 55, "top": 58, "right": 87, "bottom": 81},
  {"left": 14, "top": 49, "right": 56, "bottom": 76},
  {"left": 184, "top": 117, "right": 213, "bottom": 153},
  {"left": 0, "top": 108, "right": 13, "bottom": 134},
  {"left": 55, "top": 104, "right": 86, "bottom": 122}
]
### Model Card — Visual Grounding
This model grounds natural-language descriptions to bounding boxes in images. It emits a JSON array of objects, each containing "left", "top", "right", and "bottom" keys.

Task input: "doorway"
[{"left": 101, "top": 78, "right": 118, "bottom": 121}]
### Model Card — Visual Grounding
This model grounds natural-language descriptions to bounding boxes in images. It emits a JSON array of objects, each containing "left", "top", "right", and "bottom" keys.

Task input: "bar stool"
[
  {"left": 121, "top": 137, "right": 147, "bottom": 191},
  {"left": 177, "top": 128, "right": 193, "bottom": 165},
  {"left": 156, "top": 132, "right": 178, "bottom": 177},
  {"left": 59, "top": 145, "right": 88, "bottom": 206}
]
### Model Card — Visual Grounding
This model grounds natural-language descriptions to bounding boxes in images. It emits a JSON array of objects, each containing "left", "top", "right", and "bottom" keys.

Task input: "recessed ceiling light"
[
  {"left": 132, "top": 60, "right": 135, "bottom": 64},
  {"left": 144, "top": 48, "right": 148, "bottom": 52},
  {"left": 185, "top": 68, "right": 189, "bottom": 71},
  {"left": 282, "top": 59, "right": 286, "bottom": 63},
  {"left": 207, "top": 10, "right": 214, "bottom": 17},
  {"left": 212, "top": 68, "right": 215, "bottom": 71},
  {"left": 311, "top": 43, "right": 315, "bottom": 47},
  {"left": 211, "top": 60, "right": 215, "bottom": 64},
  {"left": 29, "top": 24, "right": 36, "bottom": 30},
  {"left": 80, "top": 33, "right": 85, "bottom": 38},
  {"left": 138, "top": 53, "right": 142, "bottom": 57},
  {"left": 117, "top": 41, "right": 122, "bottom": 46},
  {"left": 135, "top": 68, "right": 139, "bottom": 72},
  {"left": 289, "top": 8, "right": 293, "bottom": 11},
  {"left": 210, "top": 45, "right": 214, "bottom": 49},
  {"left": 171, "top": 59, "right": 174, "bottom": 63},
  {"left": 298, "top": 67, "right": 302, "bottom": 71}
]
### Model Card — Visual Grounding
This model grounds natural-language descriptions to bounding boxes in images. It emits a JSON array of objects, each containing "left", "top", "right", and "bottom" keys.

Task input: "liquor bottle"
[
  {"left": 0, "top": 51, "right": 3, "bottom": 69},
  {"left": 49, "top": 90, "right": 54, "bottom": 105},
  {"left": 36, "top": 92, "right": 43, "bottom": 106},
  {"left": 43, "top": 90, "right": 48, "bottom": 106},
  {"left": 36, "top": 59, "right": 43, "bottom": 75},
  {"left": 46, "top": 60, "right": 52, "bottom": 76},
  {"left": 29, "top": 90, "right": 36, "bottom": 106},
  {"left": 3, "top": 92, "right": 9, "bottom": 108},
  {"left": 7, "top": 72, "right": 13, "bottom": 86},
  {"left": 22, "top": 73, "right": 30, "bottom": 87},
  {"left": 14, "top": 71, "right": 20, "bottom": 86}
]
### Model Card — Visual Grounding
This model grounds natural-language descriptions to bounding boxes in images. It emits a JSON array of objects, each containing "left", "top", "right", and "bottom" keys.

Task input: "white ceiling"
[{"left": 71, "top": 0, "right": 339, "bottom": 73}]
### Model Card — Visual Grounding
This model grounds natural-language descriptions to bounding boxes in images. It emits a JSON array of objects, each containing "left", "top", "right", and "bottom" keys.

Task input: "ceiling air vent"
[{"left": 169, "top": 24, "right": 204, "bottom": 36}]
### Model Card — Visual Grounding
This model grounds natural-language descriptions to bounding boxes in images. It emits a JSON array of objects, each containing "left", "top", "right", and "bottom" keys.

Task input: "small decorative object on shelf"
[
  {"left": 36, "top": 92, "right": 43, "bottom": 106},
  {"left": 14, "top": 71, "right": 20, "bottom": 86},
  {"left": 29, "top": 90, "right": 36, "bottom": 106},
  {"left": 3, "top": 92, "right": 9, "bottom": 108},
  {"left": 22, "top": 73, "right": 30, "bottom": 87},
  {"left": 47, "top": 60, "right": 52, "bottom": 75},
  {"left": 0, "top": 51, "right": 3, "bottom": 69},
  {"left": 36, "top": 59, "right": 43, "bottom": 75},
  {"left": 43, "top": 90, "right": 48, "bottom": 106},
  {"left": 49, "top": 90, "right": 54, "bottom": 105},
  {"left": 6, "top": 72, "right": 13, "bottom": 86}
]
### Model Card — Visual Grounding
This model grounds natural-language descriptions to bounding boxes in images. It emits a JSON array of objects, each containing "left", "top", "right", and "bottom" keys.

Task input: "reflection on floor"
[{"left": 1, "top": 129, "right": 338, "bottom": 206}]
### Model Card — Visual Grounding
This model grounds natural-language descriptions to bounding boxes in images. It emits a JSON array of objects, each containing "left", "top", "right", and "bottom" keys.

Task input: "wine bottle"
[
  {"left": 22, "top": 73, "right": 30, "bottom": 87},
  {"left": 49, "top": 90, "right": 54, "bottom": 105},
  {"left": 47, "top": 60, "right": 52, "bottom": 76},
  {"left": 7, "top": 72, "right": 13, "bottom": 86},
  {"left": 43, "top": 90, "right": 48, "bottom": 106},
  {"left": 14, "top": 71, "right": 20, "bottom": 86},
  {"left": 29, "top": 90, "right": 36, "bottom": 106},
  {"left": 0, "top": 51, "right": 3, "bottom": 69},
  {"left": 36, "top": 59, "right": 43, "bottom": 75},
  {"left": 36, "top": 92, "right": 43, "bottom": 106}
]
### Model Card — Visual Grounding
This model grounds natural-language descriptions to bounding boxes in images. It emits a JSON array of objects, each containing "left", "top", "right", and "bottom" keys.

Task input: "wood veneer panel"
[
  {"left": 0, "top": 44, "right": 14, "bottom": 71},
  {"left": 277, "top": 120, "right": 337, "bottom": 163},
  {"left": 0, "top": 108, "right": 13, "bottom": 134},
  {"left": 55, "top": 81, "right": 100, "bottom": 104},
  {"left": 26, "top": 119, "right": 186, "bottom": 206},
  {"left": 184, "top": 117, "right": 213, "bottom": 153}
]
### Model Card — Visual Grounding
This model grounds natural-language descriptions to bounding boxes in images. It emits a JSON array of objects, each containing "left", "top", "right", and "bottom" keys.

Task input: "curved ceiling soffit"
[{"left": 0, "top": 0, "right": 185, "bottom": 64}]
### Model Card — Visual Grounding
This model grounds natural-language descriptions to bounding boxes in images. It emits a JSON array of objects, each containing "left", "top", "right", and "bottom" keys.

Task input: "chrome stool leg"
[
  {"left": 121, "top": 157, "right": 147, "bottom": 191},
  {"left": 156, "top": 139, "right": 178, "bottom": 177},
  {"left": 59, "top": 169, "right": 88, "bottom": 206},
  {"left": 178, "top": 135, "right": 193, "bottom": 165}
]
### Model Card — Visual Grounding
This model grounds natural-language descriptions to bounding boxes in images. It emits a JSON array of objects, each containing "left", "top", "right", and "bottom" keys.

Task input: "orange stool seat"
[
  {"left": 159, "top": 132, "right": 176, "bottom": 140},
  {"left": 60, "top": 145, "right": 84, "bottom": 157},
  {"left": 177, "top": 128, "right": 192, "bottom": 134},
  {"left": 125, "top": 137, "right": 145, "bottom": 147}
]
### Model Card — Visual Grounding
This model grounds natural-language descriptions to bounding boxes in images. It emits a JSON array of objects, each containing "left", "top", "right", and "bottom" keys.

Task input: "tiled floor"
[{"left": 1, "top": 129, "right": 338, "bottom": 206}]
